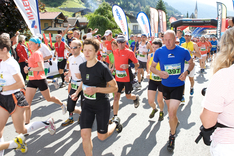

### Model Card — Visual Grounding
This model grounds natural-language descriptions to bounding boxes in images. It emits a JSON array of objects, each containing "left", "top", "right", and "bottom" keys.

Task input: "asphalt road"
[{"left": 4, "top": 60, "right": 212, "bottom": 156}]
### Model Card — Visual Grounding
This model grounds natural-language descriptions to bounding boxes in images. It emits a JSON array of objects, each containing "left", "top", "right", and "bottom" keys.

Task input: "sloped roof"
[
  {"left": 64, "top": 17, "right": 79, "bottom": 27},
  {"left": 39, "top": 12, "right": 61, "bottom": 19},
  {"left": 77, "top": 17, "right": 88, "bottom": 23},
  {"left": 60, "top": 8, "right": 91, "bottom": 13}
]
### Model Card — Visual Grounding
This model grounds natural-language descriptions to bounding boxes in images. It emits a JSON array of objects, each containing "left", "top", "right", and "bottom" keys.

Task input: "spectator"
[{"left": 200, "top": 27, "right": 234, "bottom": 156}]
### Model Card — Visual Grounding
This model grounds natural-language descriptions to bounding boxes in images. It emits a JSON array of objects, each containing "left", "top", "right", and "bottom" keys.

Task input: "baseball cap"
[
  {"left": 35, "top": 33, "right": 42, "bottom": 39},
  {"left": 67, "top": 30, "right": 73, "bottom": 34},
  {"left": 137, "top": 34, "right": 141, "bottom": 37},
  {"left": 130, "top": 34, "right": 134, "bottom": 38},
  {"left": 116, "top": 35, "right": 126, "bottom": 43},
  {"left": 104, "top": 30, "right": 112, "bottom": 36},
  {"left": 141, "top": 34, "right": 147, "bottom": 37},
  {"left": 29, "top": 37, "right": 41, "bottom": 45},
  {"left": 184, "top": 32, "right": 191, "bottom": 36}
]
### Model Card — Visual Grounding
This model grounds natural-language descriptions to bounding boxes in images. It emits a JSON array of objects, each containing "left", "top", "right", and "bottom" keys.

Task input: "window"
[
  {"left": 44, "top": 23, "right": 48, "bottom": 28},
  {"left": 133, "top": 25, "right": 138, "bottom": 30}
]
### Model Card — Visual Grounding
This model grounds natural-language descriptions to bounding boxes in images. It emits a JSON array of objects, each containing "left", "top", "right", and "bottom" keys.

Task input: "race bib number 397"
[{"left": 164, "top": 63, "right": 181, "bottom": 75}]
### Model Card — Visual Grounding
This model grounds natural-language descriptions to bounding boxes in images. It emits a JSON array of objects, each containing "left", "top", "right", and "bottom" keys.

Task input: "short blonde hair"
[{"left": 213, "top": 27, "right": 234, "bottom": 74}]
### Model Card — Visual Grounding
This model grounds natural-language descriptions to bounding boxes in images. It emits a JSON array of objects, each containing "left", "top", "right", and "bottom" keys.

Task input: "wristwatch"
[
  {"left": 186, "top": 70, "right": 190, "bottom": 74},
  {"left": 28, "top": 67, "right": 31, "bottom": 71}
]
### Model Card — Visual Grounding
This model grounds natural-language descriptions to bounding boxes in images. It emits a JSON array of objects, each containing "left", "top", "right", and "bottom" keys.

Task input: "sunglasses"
[
  {"left": 117, "top": 41, "right": 125, "bottom": 44},
  {"left": 71, "top": 46, "right": 80, "bottom": 49}
]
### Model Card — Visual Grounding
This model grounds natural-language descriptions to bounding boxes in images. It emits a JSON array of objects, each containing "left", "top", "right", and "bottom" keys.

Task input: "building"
[
  {"left": 40, "top": 12, "right": 68, "bottom": 35},
  {"left": 127, "top": 13, "right": 143, "bottom": 35},
  {"left": 59, "top": 8, "right": 92, "bottom": 17}
]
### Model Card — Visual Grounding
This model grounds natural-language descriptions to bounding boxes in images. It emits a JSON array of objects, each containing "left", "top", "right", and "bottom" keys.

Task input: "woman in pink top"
[
  {"left": 200, "top": 27, "right": 234, "bottom": 156},
  {"left": 24, "top": 37, "right": 67, "bottom": 124}
]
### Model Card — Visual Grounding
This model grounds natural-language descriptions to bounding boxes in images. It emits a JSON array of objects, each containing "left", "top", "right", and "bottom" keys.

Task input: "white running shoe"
[
  {"left": 135, "top": 83, "right": 142, "bottom": 88},
  {"left": 61, "top": 103, "right": 67, "bottom": 115},
  {"left": 52, "top": 78, "right": 59, "bottom": 89},
  {"left": 45, "top": 117, "right": 56, "bottom": 135}
]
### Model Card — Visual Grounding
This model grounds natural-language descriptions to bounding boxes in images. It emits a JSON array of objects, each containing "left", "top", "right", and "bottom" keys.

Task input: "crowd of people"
[{"left": 0, "top": 22, "right": 233, "bottom": 156}]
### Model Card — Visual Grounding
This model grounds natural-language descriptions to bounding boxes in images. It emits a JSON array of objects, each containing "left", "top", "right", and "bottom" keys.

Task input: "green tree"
[
  {"left": 155, "top": 0, "right": 170, "bottom": 29},
  {"left": 85, "top": 2, "right": 121, "bottom": 36}
]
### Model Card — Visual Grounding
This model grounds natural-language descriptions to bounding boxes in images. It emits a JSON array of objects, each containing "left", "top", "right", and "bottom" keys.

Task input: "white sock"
[
  {"left": 8, "top": 140, "right": 18, "bottom": 149},
  {"left": 0, "top": 136, "right": 4, "bottom": 156},
  {"left": 25, "top": 121, "right": 48, "bottom": 134}
]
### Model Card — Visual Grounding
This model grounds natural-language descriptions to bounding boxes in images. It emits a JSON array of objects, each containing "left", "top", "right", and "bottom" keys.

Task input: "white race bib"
[
  {"left": 116, "top": 70, "right": 127, "bottom": 78},
  {"left": 164, "top": 63, "right": 181, "bottom": 75}
]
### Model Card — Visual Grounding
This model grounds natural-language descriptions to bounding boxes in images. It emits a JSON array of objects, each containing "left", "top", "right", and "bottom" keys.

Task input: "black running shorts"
[
  {"left": 148, "top": 80, "right": 163, "bottom": 92},
  {"left": 117, "top": 81, "right": 132, "bottom": 94},
  {"left": 162, "top": 84, "right": 184, "bottom": 101},
  {"left": 0, "top": 91, "right": 28, "bottom": 115},
  {"left": 57, "top": 59, "right": 67, "bottom": 70},
  {"left": 67, "top": 88, "right": 83, "bottom": 113},
  {"left": 80, "top": 99, "right": 110, "bottom": 134},
  {"left": 27, "top": 79, "right": 48, "bottom": 91},
  {"left": 138, "top": 60, "right": 147, "bottom": 69}
]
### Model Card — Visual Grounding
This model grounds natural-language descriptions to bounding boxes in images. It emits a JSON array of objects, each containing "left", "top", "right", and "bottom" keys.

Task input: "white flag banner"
[
  {"left": 112, "top": 4, "right": 129, "bottom": 40},
  {"left": 150, "top": 7, "right": 158, "bottom": 37},
  {"left": 136, "top": 12, "right": 151, "bottom": 37},
  {"left": 13, "top": 0, "right": 41, "bottom": 36}
]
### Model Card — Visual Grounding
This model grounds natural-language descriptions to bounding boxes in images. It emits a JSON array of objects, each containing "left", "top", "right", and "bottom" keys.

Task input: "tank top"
[
  {"left": 149, "top": 53, "right": 161, "bottom": 81},
  {"left": 182, "top": 41, "right": 194, "bottom": 64},
  {"left": 137, "top": 42, "right": 148, "bottom": 62}
]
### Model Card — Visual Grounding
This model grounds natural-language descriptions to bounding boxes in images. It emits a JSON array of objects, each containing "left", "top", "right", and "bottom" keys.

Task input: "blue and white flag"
[
  {"left": 112, "top": 5, "right": 129, "bottom": 40},
  {"left": 13, "top": 0, "right": 41, "bottom": 36},
  {"left": 136, "top": 12, "right": 151, "bottom": 37}
]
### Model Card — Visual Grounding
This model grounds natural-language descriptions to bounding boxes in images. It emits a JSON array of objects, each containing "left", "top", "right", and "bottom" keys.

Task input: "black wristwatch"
[
  {"left": 0, "top": 86, "right": 3, "bottom": 92},
  {"left": 28, "top": 67, "right": 31, "bottom": 71},
  {"left": 186, "top": 70, "right": 190, "bottom": 75}
]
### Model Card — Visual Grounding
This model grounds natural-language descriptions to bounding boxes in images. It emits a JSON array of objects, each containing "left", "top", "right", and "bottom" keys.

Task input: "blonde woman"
[{"left": 200, "top": 27, "right": 234, "bottom": 156}]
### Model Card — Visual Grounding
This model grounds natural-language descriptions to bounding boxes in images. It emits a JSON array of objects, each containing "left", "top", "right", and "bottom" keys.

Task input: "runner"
[
  {"left": 104, "top": 30, "right": 115, "bottom": 67},
  {"left": 206, "top": 37, "right": 212, "bottom": 62},
  {"left": 111, "top": 35, "right": 140, "bottom": 122},
  {"left": 135, "top": 34, "right": 153, "bottom": 89},
  {"left": 181, "top": 31, "right": 201, "bottom": 101},
  {"left": 0, "top": 36, "right": 56, "bottom": 155},
  {"left": 61, "top": 40, "right": 86, "bottom": 126},
  {"left": 176, "top": 30, "right": 185, "bottom": 46},
  {"left": 70, "top": 38, "right": 122, "bottom": 156},
  {"left": 146, "top": 38, "right": 164, "bottom": 121},
  {"left": 210, "top": 36, "right": 218, "bottom": 60},
  {"left": 57, "top": 24, "right": 70, "bottom": 42},
  {"left": 54, "top": 34, "right": 70, "bottom": 88},
  {"left": 86, "top": 28, "right": 98, "bottom": 39},
  {"left": 197, "top": 36, "right": 209, "bottom": 73},
  {"left": 23, "top": 37, "right": 67, "bottom": 124},
  {"left": 150, "top": 30, "right": 194, "bottom": 151}
]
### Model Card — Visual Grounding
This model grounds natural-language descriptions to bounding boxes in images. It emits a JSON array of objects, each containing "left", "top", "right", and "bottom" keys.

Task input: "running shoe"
[
  {"left": 61, "top": 103, "right": 67, "bottom": 115},
  {"left": 61, "top": 118, "right": 74, "bottom": 127},
  {"left": 190, "top": 88, "right": 194, "bottom": 95},
  {"left": 133, "top": 95, "right": 140, "bottom": 108},
  {"left": 14, "top": 134, "right": 27, "bottom": 153},
  {"left": 158, "top": 111, "right": 164, "bottom": 121},
  {"left": 149, "top": 108, "right": 158, "bottom": 118},
  {"left": 52, "top": 78, "right": 59, "bottom": 89},
  {"left": 181, "top": 96, "right": 185, "bottom": 103},
  {"left": 167, "top": 134, "right": 175, "bottom": 152},
  {"left": 112, "top": 116, "right": 123, "bottom": 133},
  {"left": 45, "top": 117, "right": 56, "bottom": 135},
  {"left": 135, "top": 83, "right": 142, "bottom": 89},
  {"left": 60, "top": 82, "right": 66, "bottom": 88},
  {"left": 141, "top": 76, "right": 144, "bottom": 82}
]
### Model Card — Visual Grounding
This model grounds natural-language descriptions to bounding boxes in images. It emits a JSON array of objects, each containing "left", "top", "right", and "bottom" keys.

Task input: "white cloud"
[{"left": 196, "top": 0, "right": 234, "bottom": 11}]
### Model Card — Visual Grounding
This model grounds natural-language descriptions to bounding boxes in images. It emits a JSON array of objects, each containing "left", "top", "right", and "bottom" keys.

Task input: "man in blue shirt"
[
  {"left": 150, "top": 30, "right": 194, "bottom": 152},
  {"left": 210, "top": 36, "right": 218, "bottom": 59},
  {"left": 177, "top": 30, "right": 185, "bottom": 46}
]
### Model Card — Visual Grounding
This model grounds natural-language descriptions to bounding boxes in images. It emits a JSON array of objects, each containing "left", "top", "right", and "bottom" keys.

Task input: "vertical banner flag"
[
  {"left": 150, "top": 7, "right": 158, "bottom": 37},
  {"left": 233, "top": 0, "right": 234, "bottom": 9},
  {"left": 136, "top": 12, "right": 151, "bottom": 37},
  {"left": 158, "top": 10, "right": 167, "bottom": 33},
  {"left": 13, "top": 0, "right": 41, "bottom": 36},
  {"left": 112, "top": 5, "right": 129, "bottom": 40},
  {"left": 217, "top": 2, "right": 227, "bottom": 40}
]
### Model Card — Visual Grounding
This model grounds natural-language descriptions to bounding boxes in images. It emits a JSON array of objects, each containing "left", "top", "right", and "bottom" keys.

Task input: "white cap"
[
  {"left": 36, "top": 33, "right": 43, "bottom": 39},
  {"left": 104, "top": 30, "right": 112, "bottom": 36},
  {"left": 137, "top": 34, "right": 141, "bottom": 37},
  {"left": 184, "top": 32, "right": 191, "bottom": 36}
]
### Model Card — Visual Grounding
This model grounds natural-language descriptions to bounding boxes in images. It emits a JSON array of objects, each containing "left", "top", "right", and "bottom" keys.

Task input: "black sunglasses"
[{"left": 71, "top": 46, "right": 80, "bottom": 49}]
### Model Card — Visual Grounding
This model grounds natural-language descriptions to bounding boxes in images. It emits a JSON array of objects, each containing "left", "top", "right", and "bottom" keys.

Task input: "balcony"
[{"left": 132, "top": 30, "right": 141, "bottom": 34}]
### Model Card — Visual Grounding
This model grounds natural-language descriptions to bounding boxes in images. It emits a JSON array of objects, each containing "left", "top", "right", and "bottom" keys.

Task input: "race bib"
[
  {"left": 82, "top": 84, "right": 96, "bottom": 100},
  {"left": 185, "top": 61, "right": 189, "bottom": 64},
  {"left": 200, "top": 47, "right": 206, "bottom": 51},
  {"left": 58, "top": 57, "right": 64, "bottom": 62},
  {"left": 140, "top": 54, "right": 145, "bottom": 57},
  {"left": 151, "top": 73, "right": 161, "bottom": 81},
  {"left": 212, "top": 45, "right": 216, "bottom": 48},
  {"left": 116, "top": 70, "right": 127, "bottom": 78},
  {"left": 164, "top": 63, "right": 181, "bottom": 75},
  {"left": 71, "top": 80, "right": 79, "bottom": 90},
  {"left": 28, "top": 71, "right": 34, "bottom": 77}
]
